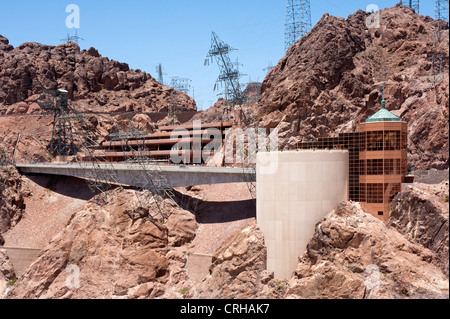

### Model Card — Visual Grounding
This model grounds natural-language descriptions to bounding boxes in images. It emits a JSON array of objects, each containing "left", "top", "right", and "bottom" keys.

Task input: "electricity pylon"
[{"left": 285, "top": 0, "right": 312, "bottom": 52}]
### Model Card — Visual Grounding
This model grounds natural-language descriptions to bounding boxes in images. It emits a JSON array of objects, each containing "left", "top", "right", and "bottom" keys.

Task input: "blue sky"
[{"left": 0, "top": 1, "right": 437, "bottom": 110}]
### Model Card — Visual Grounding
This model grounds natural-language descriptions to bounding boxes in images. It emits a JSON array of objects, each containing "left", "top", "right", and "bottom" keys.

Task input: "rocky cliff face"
[
  {"left": 0, "top": 35, "right": 198, "bottom": 163},
  {"left": 0, "top": 248, "right": 15, "bottom": 295},
  {"left": 183, "top": 201, "right": 448, "bottom": 299},
  {"left": 255, "top": 4, "right": 449, "bottom": 170},
  {"left": 389, "top": 183, "right": 449, "bottom": 277},
  {"left": 0, "top": 166, "right": 27, "bottom": 245},
  {"left": 4, "top": 188, "right": 197, "bottom": 299},
  {"left": 283, "top": 202, "right": 448, "bottom": 299},
  {"left": 0, "top": 36, "right": 196, "bottom": 114},
  {"left": 185, "top": 221, "right": 267, "bottom": 299}
]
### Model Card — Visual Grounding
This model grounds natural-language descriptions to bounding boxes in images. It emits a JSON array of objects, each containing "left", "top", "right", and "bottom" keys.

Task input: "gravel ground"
[
  {"left": 3, "top": 175, "right": 94, "bottom": 249},
  {"left": 175, "top": 182, "right": 256, "bottom": 255}
]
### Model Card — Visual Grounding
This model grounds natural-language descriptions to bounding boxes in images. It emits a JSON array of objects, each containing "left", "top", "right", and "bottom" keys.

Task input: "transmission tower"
[
  {"left": 109, "top": 119, "right": 177, "bottom": 223},
  {"left": 61, "top": 29, "right": 84, "bottom": 44},
  {"left": 401, "top": 0, "right": 420, "bottom": 13},
  {"left": 38, "top": 89, "right": 77, "bottom": 156},
  {"left": 263, "top": 62, "right": 274, "bottom": 74},
  {"left": 430, "top": 54, "right": 445, "bottom": 87},
  {"left": 155, "top": 63, "right": 165, "bottom": 85},
  {"left": 205, "top": 32, "right": 245, "bottom": 106},
  {"left": 430, "top": 0, "right": 448, "bottom": 87},
  {"left": 285, "top": 0, "right": 312, "bottom": 52},
  {"left": 170, "top": 76, "right": 192, "bottom": 95},
  {"left": 169, "top": 77, "right": 192, "bottom": 124},
  {"left": 434, "top": 0, "right": 449, "bottom": 44}
]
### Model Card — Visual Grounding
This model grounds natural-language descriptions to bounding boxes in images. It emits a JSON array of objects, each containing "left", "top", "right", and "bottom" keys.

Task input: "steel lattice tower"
[
  {"left": 402, "top": 0, "right": 420, "bottom": 13},
  {"left": 205, "top": 32, "right": 245, "bottom": 106},
  {"left": 435, "top": 0, "right": 449, "bottom": 22},
  {"left": 170, "top": 76, "right": 191, "bottom": 95},
  {"left": 430, "top": 0, "right": 449, "bottom": 87},
  {"left": 284, "top": 0, "right": 311, "bottom": 52},
  {"left": 61, "top": 29, "right": 84, "bottom": 44},
  {"left": 169, "top": 77, "right": 192, "bottom": 124},
  {"left": 38, "top": 89, "right": 77, "bottom": 156},
  {"left": 435, "top": 0, "right": 449, "bottom": 43},
  {"left": 155, "top": 63, "right": 165, "bottom": 85}
]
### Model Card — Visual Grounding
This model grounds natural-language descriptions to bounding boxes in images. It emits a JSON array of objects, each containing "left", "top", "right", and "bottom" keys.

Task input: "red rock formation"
[
  {"left": 0, "top": 38, "right": 196, "bottom": 114},
  {"left": 0, "top": 166, "right": 27, "bottom": 245},
  {"left": 284, "top": 202, "right": 449, "bottom": 299},
  {"left": 4, "top": 188, "right": 197, "bottom": 299},
  {"left": 390, "top": 183, "right": 449, "bottom": 277},
  {"left": 253, "top": 5, "right": 448, "bottom": 170}
]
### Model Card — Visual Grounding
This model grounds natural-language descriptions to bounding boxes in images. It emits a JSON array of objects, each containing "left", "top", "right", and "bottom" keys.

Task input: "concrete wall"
[
  {"left": 256, "top": 150, "right": 349, "bottom": 279},
  {"left": 187, "top": 253, "right": 213, "bottom": 282},
  {"left": 3, "top": 247, "right": 42, "bottom": 277}
]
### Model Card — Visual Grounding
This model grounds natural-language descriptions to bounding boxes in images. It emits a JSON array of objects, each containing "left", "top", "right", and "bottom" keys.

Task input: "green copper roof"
[
  {"left": 365, "top": 106, "right": 402, "bottom": 123},
  {"left": 365, "top": 85, "right": 402, "bottom": 123}
]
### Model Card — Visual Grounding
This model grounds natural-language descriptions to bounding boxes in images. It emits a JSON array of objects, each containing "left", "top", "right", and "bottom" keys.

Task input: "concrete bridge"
[{"left": 15, "top": 163, "right": 254, "bottom": 188}]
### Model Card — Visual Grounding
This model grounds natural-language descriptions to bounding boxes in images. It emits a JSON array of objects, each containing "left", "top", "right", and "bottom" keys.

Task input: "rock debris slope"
[{"left": 389, "top": 183, "right": 449, "bottom": 277}]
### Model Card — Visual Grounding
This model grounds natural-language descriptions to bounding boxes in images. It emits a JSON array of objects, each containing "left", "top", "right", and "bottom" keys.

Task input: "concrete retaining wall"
[
  {"left": 3, "top": 247, "right": 42, "bottom": 277},
  {"left": 187, "top": 253, "right": 213, "bottom": 282}
]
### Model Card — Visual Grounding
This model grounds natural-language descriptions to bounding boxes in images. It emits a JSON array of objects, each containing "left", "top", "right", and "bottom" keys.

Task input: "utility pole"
[{"left": 285, "top": 0, "right": 312, "bottom": 52}]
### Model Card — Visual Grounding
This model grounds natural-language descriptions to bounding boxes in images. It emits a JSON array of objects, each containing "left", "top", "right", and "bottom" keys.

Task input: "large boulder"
[{"left": 284, "top": 202, "right": 449, "bottom": 299}]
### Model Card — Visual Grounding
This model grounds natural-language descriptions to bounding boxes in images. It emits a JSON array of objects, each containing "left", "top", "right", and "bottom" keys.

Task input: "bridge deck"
[{"left": 16, "top": 163, "right": 254, "bottom": 188}]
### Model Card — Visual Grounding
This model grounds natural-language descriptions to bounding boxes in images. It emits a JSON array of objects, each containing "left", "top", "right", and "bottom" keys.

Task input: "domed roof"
[
  {"left": 365, "top": 85, "right": 402, "bottom": 123},
  {"left": 365, "top": 102, "right": 402, "bottom": 123}
]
